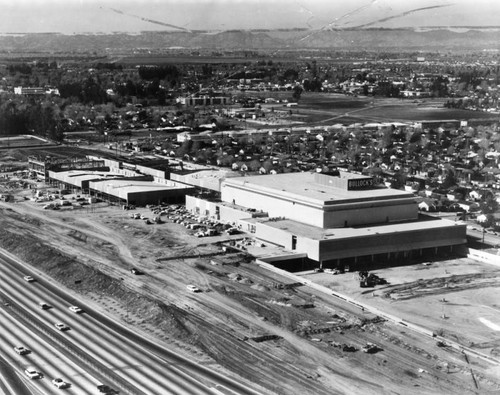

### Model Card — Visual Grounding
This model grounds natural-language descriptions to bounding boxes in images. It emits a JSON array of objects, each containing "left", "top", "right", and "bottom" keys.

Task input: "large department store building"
[{"left": 187, "top": 170, "right": 466, "bottom": 268}]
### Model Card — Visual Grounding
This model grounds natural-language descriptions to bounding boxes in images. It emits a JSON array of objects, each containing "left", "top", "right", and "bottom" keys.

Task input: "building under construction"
[{"left": 39, "top": 155, "right": 194, "bottom": 206}]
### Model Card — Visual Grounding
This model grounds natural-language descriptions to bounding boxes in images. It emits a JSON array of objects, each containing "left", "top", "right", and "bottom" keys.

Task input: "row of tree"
[{"left": 0, "top": 98, "right": 63, "bottom": 140}]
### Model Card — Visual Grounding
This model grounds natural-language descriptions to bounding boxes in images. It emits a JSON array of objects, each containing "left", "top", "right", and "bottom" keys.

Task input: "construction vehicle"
[{"left": 359, "top": 271, "right": 387, "bottom": 287}]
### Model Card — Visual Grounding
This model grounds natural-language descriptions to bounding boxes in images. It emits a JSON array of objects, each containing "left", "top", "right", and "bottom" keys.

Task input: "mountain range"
[{"left": 0, "top": 28, "right": 499, "bottom": 54}]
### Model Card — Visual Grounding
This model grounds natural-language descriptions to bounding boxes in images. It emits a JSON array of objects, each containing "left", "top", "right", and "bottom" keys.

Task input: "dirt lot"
[
  {"left": 311, "top": 260, "right": 500, "bottom": 363},
  {"left": 1, "top": 156, "right": 500, "bottom": 394}
]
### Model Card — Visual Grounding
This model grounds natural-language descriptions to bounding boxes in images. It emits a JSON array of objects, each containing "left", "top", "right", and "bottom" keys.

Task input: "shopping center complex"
[
  {"left": 187, "top": 170, "right": 466, "bottom": 268},
  {"left": 30, "top": 153, "right": 466, "bottom": 268}
]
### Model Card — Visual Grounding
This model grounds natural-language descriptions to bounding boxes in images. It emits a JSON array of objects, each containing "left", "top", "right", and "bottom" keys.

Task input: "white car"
[
  {"left": 25, "top": 368, "right": 42, "bottom": 379},
  {"left": 68, "top": 305, "right": 83, "bottom": 314},
  {"left": 52, "top": 378, "right": 70, "bottom": 389},
  {"left": 186, "top": 284, "right": 201, "bottom": 293},
  {"left": 14, "top": 346, "right": 31, "bottom": 355},
  {"left": 23, "top": 275, "right": 35, "bottom": 282},
  {"left": 55, "top": 322, "right": 70, "bottom": 331}
]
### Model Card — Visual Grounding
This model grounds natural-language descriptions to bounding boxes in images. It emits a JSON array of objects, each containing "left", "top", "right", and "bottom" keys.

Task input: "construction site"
[{"left": 1, "top": 145, "right": 500, "bottom": 395}]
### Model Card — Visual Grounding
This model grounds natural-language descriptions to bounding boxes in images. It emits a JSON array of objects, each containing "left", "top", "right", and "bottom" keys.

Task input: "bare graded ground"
[
  {"left": 311, "top": 260, "right": 500, "bottom": 373},
  {"left": 1, "top": 172, "right": 500, "bottom": 394}
]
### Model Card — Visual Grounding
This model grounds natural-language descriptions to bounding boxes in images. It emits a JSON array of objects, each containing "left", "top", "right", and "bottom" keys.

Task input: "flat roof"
[
  {"left": 245, "top": 215, "right": 464, "bottom": 241},
  {"left": 224, "top": 172, "right": 413, "bottom": 205},
  {"left": 91, "top": 179, "right": 191, "bottom": 194},
  {"left": 58, "top": 170, "right": 122, "bottom": 183}
]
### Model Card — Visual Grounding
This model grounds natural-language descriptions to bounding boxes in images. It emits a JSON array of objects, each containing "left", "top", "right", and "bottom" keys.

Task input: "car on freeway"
[
  {"left": 23, "top": 275, "right": 35, "bottom": 282},
  {"left": 186, "top": 284, "right": 201, "bottom": 293},
  {"left": 68, "top": 305, "right": 83, "bottom": 314},
  {"left": 25, "top": 368, "right": 42, "bottom": 379},
  {"left": 14, "top": 346, "right": 31, "bottom": 355},
  {"left": 52, "top": 378, "right": 70, "bottom": 389},
  {"left": 97, "top": 384, "right": 116, "bottom": 393},
  {"left": 362, "top": 342, "right": 381, "bottom": 354},
  {"left": 39, "top": 302, "right": 52, "bottom": 310},
  {"left": 342, "top": 344, "right": 357, "bottom": 352},
  {"left": 54, "top": 322, "right": 70, "bottom": 331}
]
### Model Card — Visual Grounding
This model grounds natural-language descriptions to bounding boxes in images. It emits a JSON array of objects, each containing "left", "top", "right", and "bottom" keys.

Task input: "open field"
[
  {"left": 296, "top": 94, "right": 500, "bottom": 124},
  {"left": 0, "top": 135, "right": 56, "bottom": 149},
  {"left": 234, "top": 92, "right": 500, "bottom": 126}
]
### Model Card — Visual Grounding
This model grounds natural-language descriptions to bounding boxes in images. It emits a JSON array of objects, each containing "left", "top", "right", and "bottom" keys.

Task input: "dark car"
[
  {"left": 342, "top": 344, "right": 357, "bottom": 352},
  {"left": 39, "top": 302, "right": 52, "bottom": 310},
  {"left": 362, "top": 342, "right": 381, "bottom": 354},
  {"left": 97, "top": 384, "right": 116, "bottom": 393}
]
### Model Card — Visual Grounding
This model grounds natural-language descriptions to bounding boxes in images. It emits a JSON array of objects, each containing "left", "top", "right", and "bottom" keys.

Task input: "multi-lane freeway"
[{"left": 0, "top": 251, "right": 263, "bottom": 395}]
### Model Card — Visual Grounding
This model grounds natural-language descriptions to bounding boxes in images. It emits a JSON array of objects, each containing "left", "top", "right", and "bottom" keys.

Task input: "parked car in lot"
[
  {"left": 23, "top": 275, "right": 35, "bottom": 282},
  {"left": 54, "top": 322, "right": 70, "bottom": 331},
  {"left": 52, "top": 378, "right": 70, "bottom": 388},
  {"left": 25, "top": 368, "right": 42, "bottom": 379},
  {"left": 14, "top": 346, "right": 31, "bottom": 355},
  {"left": 204, "top": 228, "right": 217, "bottom": 236},
  {"left": 39, "top": 302, "right": 52, "bottom": 310},
  {"left": 68, "top": 305, "right": 83, "bottom": 314}
]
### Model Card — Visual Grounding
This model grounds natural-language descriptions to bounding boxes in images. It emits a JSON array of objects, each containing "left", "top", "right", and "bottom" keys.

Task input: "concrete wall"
[
  {"left": 297, "top": 236, "right": 321, "bottom": 261},
  {"left": 136, "top": 165, "right": 166, "bottom": 179},
  {"left": 468, "top": 248, "right": 500, "bottom": 268},
  {"left": 186, "top": 195, "right": 255, "bottom": 223},
  {"left": 127, "top": 189, "right": 186, "bottom": 206},
  {"left": 222, "top": 180, "right": 418, "bottom": 229},
  {"left": 171, "top": 171, "right": 224, "bottom": 192},
  {"left": 323, "top": 199, "right": 417, "bottom": 228},
  {"left": 317, "top": 224, "right": 466, "bottom": 261},
  {"left": 238, "top": 220, "right": 320, "bottom": 258},
  {"left": 242, "top": 218, "right": 465, "bottom": 263},
  {"left": 221, "top": 184, "right": 324, "bottom": 227},
  {"left": 253, "top": 221, "right": 294, "bottom": 250}
]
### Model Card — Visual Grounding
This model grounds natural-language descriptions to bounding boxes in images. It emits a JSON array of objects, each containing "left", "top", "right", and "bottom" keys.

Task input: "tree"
[
  {"left": 283, "top": 68, "right": 298, "bottom": 82},
  {"left": 292, "top": 85, "right": 303, "bottom": 102},
  {"left": 441, "top": 169, "right": 457, "bottom": 189},
  {"left": 480, "top": 193, "right": 499, "bottom": 214}
]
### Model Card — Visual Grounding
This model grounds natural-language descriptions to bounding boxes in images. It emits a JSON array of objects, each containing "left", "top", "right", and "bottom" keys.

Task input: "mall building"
[{"left": 186, "top": 170, "right": 467, "bottom": 268}]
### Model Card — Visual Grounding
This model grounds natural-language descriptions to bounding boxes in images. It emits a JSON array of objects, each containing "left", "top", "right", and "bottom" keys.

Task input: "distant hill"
[{"left": 0, "top": 28, "right": 499, "bottom": 54}]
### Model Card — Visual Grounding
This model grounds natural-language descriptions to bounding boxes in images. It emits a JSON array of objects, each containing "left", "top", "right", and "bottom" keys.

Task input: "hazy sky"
[{"left": 1, "top": 0, "right": 499, "bottom": 34}]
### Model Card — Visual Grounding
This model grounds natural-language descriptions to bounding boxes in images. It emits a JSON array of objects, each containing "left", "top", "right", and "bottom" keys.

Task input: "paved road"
[{"left": 0, "top": 252, "right": 263, "bottom": 395}]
